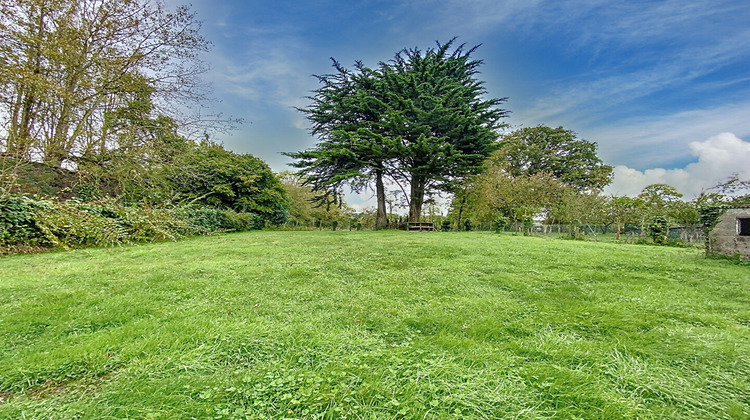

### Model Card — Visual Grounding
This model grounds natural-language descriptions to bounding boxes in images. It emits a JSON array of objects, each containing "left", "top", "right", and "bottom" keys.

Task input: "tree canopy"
[
  {"left": 287, "top": 39, "right": 508, "bottom": 224},
  {"left": 0, "top": 0, "right": 217, "bottom": 166},
  {"left": 379, "top": 41, "right": 508, "bottom": 221},
  {"left": 449, "top": 124, "right": 614, "bottom": 232},
  {"left": 287, "top": 60, "right": 392, "bottom": 227},
  {"left": 492, "top": 125, "right": 613, "bottom": 191}
]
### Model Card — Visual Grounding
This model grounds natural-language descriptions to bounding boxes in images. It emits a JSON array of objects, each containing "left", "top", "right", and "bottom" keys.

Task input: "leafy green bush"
[
  {"left": 0, "top": 195, "right": 40, "bottom": 244},
  {"left": 2, "top": 194, "right": 278, "bottom": 254},
  {"left": 32, "top": 201, "right": 128, "bottom": 247},
  {"left": 522, "top": 216, "right": 534, "bottom": 234},
  {"left": 220, "top": 209, "right": 264, "bottom": 231},
  {"left": 165, "top": 143, "right": 290, "bottom": 225},
  {"left": 493, "top": 216, "right": 509, "bottom": 233},
  {"left": 116, "top": 207, "right": 195, "bottom": 242},
  {"left": 173, "top": 206, "right": 227, "bottom": 232},
  {"left": 173, "top": 207, "right": 264, "bottom": 232},
  {"left": 648, "top": 216, "right": 669, "bottom": 245}
]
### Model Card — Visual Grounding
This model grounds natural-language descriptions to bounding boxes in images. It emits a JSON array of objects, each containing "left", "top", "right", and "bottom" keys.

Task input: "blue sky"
[{"left": 177, "top": 0, "right": 750, "bottom": 204}]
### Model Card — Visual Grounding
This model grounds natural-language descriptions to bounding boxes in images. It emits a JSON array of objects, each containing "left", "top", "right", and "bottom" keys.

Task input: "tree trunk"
[
  {"left": 6, "top": 9, "right": 46, "bottom": 159},
  {"left": 456, "top": 195, "right": 467, "bottom": 230},
  {"left": 375, "top": 169, "right": 388, "bottom": 229},
  {"left": 408, "top": 176, "right": 425, "bottom": 223}
]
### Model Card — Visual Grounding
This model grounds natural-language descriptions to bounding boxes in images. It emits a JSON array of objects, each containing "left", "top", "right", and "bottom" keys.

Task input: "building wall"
[{"left": 708, "top": 208, "right": 750, "bottom": 259}]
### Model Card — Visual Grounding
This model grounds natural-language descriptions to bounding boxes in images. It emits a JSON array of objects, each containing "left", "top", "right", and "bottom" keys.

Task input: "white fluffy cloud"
[{"left": 604, "top": 132, "right": 750, "bottom": 198}]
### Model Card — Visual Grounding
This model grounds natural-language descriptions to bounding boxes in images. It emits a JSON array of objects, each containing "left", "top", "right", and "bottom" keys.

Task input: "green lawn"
[{"left": 0, "top": 231, "right": 748, "bottom": 419}]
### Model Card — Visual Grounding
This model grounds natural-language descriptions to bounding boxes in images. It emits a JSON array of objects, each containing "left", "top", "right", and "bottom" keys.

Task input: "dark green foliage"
[
  {"left": 289, "top": 39, "right": 508, "bottom": 223},
  {"left": 173, "top": 207, "right": 263, "bottom": 232},
  {"left": 380, "top": 40, "right": 508, "bottom": 220},
  {"left": 77, "top": 136, "right": 289, "bottom": 227},
  {"left": 441, "top": 218, "right": 453, "bottom": 231},
  {"left": 287, "top": 60, "right": 392, "bottom": 228},
  {"left": 172, "top": 207, "right": 228, "bottom": 232},
  {"left": 167, "top": 142, "right": 289, "bottom": 225},
  {"left": 522, "top": 216, "right": 534, "bottom": 233},
  {"left": 219, "top": 209, "right": 264, "bottom": 231},
  {"left": 648, "top": 216, "right": 669, "bottom": 244},
  {"left": 493, "top": 216, "right": 510, "bottom": 233},
  {"left": 0, "top": 195, "right": 38, "bottom": 243}
]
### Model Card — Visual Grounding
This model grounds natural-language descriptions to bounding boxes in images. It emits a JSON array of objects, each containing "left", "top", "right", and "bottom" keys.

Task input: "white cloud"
[
  {"left": 604, "top": 132, "right": 750, "bottom": 198},
  {"left": 582, "top": 102, "right": 750, "bottom": 169}
]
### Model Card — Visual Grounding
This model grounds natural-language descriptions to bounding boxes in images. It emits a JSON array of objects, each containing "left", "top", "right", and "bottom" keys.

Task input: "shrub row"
[{"left": 0, "top": 195, "right": 263, "bottom": 253}]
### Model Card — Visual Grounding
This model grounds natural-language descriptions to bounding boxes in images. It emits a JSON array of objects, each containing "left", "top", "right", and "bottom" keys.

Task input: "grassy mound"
[
  {"left": 0, "top": 231, "right": 748, "bottom": 418},
  {"left": 1, "top": 157, "right": 81, "bottom": 200}
]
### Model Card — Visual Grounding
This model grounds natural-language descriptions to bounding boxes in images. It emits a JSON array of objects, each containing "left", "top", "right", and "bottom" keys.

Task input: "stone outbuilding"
[{"left": 707, "top": 206, "right": 750, "bottom": 259}]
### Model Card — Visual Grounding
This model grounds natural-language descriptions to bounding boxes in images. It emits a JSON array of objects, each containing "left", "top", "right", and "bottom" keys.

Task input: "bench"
[{"left": 407, "top": 222, "right": 436, "bottom": 232}]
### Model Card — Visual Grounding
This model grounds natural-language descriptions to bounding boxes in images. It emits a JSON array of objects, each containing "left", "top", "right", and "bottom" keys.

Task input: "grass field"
[{"left": 0, "top": 231, "right": 748, "bottom": 419}]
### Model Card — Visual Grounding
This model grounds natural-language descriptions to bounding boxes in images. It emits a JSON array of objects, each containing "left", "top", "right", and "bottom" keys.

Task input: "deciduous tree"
[
  {"left": 0, "top": 0, "right": 212, "bottom": 165},
  {"left": 492, "top": 125, "right": 613, "bottom": 191}
]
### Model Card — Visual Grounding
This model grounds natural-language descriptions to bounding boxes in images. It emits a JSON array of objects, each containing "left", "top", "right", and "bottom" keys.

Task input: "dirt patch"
[
  {"left": 0, "top": 371, "right": 116, "bottom": 405},
  {"left": 0, "top": 244, "right": 52, "bottom": 256}
]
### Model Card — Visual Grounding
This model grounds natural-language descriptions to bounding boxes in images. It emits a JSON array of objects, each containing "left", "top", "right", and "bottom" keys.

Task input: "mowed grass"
[{"left": 0, "top": 231, "right": 748, "bottom": 419}]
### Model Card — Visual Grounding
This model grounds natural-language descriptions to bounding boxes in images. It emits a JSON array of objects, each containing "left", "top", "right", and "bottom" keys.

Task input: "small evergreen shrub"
[{"left": 648, "top": 216, "right": 669, "bottom": 245}]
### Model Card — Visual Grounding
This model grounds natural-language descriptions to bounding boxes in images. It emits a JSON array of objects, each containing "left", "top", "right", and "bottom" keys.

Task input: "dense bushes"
[
  {"left": 77, "top": 140, "right": 290, "bottom": 225},
  {"left": 1, "top": 139, "right": 291, "bottom": 254},
  {"left": 173, "top": 206, "right": 264, "bottom": 232},
  {"left": 166, "top": 143, "right": 288, "bottom": 219},
  {"left": 0, "top": 196, "right": 265, "bottom": 254}
]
